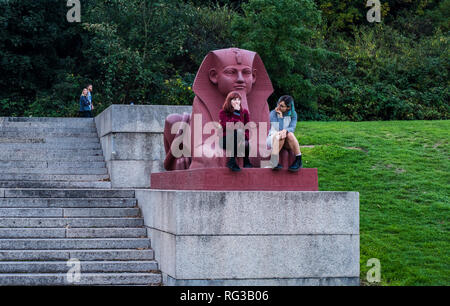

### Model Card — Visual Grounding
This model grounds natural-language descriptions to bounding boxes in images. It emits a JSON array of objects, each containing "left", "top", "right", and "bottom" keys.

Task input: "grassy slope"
[{"left": 294, "top": 120, "right": 449, "bottom": 286}]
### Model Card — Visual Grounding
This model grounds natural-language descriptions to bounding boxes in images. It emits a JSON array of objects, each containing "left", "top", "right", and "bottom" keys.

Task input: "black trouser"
[
  {"left": 220, "top": 129, "right": 250, "bottom": 158},
  {"left": 79, "top": 111, "right": 93, "bottom": 118}
]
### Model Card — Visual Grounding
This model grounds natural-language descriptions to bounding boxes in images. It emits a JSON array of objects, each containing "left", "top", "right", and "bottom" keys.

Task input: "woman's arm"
[
  {"left": 81, "top": 96, "right": 90, "bottom": 106},
  {"left": 286, "top": 111, "right": 297, "bottom": 133}
]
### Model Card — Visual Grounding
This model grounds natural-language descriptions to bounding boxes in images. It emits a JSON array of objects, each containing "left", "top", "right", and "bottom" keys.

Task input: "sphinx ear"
[
  {"left": 209, "top": 68, "right": 218, "bottom": 85},
  {"left": 252, "top": 68, "right": 257, "bottom": 84}
]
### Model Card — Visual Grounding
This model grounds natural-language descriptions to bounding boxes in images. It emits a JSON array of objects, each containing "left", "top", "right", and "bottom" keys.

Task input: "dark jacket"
[
  {"left": 219, "top": 108, "right": 250, "bottom": 140},
  {"left": 79, "top": 95, "right": 91, "bottom": 112}
]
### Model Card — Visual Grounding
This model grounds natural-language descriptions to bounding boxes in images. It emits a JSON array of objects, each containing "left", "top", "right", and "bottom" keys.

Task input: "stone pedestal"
[
  {"left": 95, "top": 105, "right": 192, "bottom": 188},
  {"left": 151, "top": 168, "right": 318, "bottom": 191},
  {"left": 135, "top": 178, "right": 360, "bottom": 286}
]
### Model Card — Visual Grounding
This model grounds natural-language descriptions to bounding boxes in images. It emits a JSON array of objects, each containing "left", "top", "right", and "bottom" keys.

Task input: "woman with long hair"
[
  {"left": 79, "top": 88, "right": 92, "bottom": 118},
  {"left": 267, "top": 95, "right": 302, "bottom": 171},
  {"left": 219, "top": 91, "right": 253, "bottom": 171}
]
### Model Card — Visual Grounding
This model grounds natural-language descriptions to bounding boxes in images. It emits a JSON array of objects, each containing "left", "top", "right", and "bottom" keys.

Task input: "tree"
[{"left": 232, "top": 0, "right": 334, "bottom": 118}]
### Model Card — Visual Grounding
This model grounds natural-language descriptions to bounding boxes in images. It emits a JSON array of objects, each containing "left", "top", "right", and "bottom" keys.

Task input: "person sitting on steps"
[
  {"left": 219, "top": 91, "right": 253, "bottom": 172},
  {"left": 266, "top": 95, "right": 302, "bottom": 171}
]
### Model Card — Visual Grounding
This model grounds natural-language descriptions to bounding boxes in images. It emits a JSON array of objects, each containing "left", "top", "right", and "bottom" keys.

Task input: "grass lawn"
[{"left": 294, "top": 120, "right": 449, "bottom": 286}]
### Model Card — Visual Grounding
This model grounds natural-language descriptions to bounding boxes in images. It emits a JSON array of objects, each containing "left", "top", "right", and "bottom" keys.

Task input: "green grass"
[{"left": 294, "top": 120, "right": 449, "bottom": 286}]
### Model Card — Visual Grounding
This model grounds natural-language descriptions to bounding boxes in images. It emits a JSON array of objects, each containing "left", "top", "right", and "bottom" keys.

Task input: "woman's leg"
[
  {"left": 223, "top": 131, "right": 240, "bottom": 171},
  {"left": 286, "top": 132, "right": 301, "bottom": 155},
  {"left": 286, "top": 132, "right": 302, "bottom": 171},
  {"left": 272, "top": 133, "right": 286, "bottom": 155}
]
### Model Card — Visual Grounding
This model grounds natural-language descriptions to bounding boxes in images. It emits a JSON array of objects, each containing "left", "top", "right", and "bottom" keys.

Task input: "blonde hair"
[{"left": 81, "top": 88, "right": 88, "bottom": 96}]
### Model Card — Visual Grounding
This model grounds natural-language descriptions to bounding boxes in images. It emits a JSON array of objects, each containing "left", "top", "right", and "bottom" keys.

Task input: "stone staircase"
[{"left": 0, "top": 117, "right": 161, "bottom": 285}]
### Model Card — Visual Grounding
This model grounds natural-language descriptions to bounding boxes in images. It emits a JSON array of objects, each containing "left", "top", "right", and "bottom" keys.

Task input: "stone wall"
[
  {"left": 135, "top": 189, "right": 360, "bottom": 286},
  {"left": 95, "top": 105, "right": 192, "bottom": 188}
]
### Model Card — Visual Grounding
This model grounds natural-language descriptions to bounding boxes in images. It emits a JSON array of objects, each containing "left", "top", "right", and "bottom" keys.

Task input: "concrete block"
[
  {"left": 107, "top": 160, "right": 163, "bottom": 188},
  {"left": 136, "top": 190, "right": 359, "bottom": 235},
  {"left": 101, "top": 133, "right": 164, "bottom": 161},
  {"left": 95, "top": 105, "right": 192, "bottom": 137},
  {"left": 136, "top": 189, "right": 360, "bottom": 286},
  {"left": 174, "top": 235, "right": 359, "bottom": 279}
]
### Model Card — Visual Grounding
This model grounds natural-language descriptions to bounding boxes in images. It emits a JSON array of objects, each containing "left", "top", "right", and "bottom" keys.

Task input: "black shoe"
[
  {"left": 227, "top": 158, "right": 241, "bottom": 172},
  {"left": 288, "top": 155, "right": 303, "bottom": 172},
  {"left": 243, "top": 157, "right": 253, "bottom": 168},
  {"left": 272, "top": 163, "right": 283, "bottom": 171}
]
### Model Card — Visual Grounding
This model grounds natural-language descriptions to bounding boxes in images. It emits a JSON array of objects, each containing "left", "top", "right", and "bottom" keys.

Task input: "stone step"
[
  {"left": 0, "top": 261, "right": 158, "bottom": 273},
  {"left": 1, "top": 117, "right": 95, "bottom": 124},
  {"left": 0, "top": 173, "right": 109, "bottom": 181},
  {"left": 2, "top": 189, "right": 135, "bottom": 198},
  {"left": 0, "top": 131, "right": 99, "bottom": 138},
  {"left": 0, "top": 161, "right": 106, "bottom": 169},
  {"left": 0, "top": 155, "right": 105, "bottom": 162},
  {"left": 0, "top": 181, "right": 111, "bottom": 189},
  {"left": 0, "top": 168, "right": 108, "bottom": 175},
  {"left": 0, "top": 142, "right": 101, "bottom": 150},
  {"left": 0, "top": 272, "right": 161, "bottom": 285},
  {"left": 0, "top": 228, "right": 147, "bottom": 238},
  {"left": 1, "top": 117, "right": 96, "bottom": 128},
  {"left": 0, "top": 208, "right": 140, "bottom": 218},
  {"left": 0, "top": 167, "right": 108, "bottom": 175},
  {"left": 0, "top": 127, "right": 97, "bottom": 134},
  {"left": 0, "top": 218, "right": 144, "bottom": 228},
  {"left": 0, "top": 149, "right": 104, "bottom": 157},
  {"left": 1, "top": 122, "right": 96, "bottom": 129},
  {"left": 0, "top": 238, "right": 151, "bottom": 250},
  {"left": 0, "top": 198, "right": 136, "bottom": 208},
  {"left": 0, "top": 249, "right": 154, "bottom": 261},
  {"left": 0, "top": 137, "right": 100, "bottom": 144}
]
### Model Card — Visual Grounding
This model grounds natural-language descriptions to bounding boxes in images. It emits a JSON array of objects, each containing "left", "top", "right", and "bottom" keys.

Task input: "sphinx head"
[
  {"left": 208, "top": 49, "right": 256, "bottom": 96},
  {"left": 192, "top": 48, "right": 273, "bottom": 118}
]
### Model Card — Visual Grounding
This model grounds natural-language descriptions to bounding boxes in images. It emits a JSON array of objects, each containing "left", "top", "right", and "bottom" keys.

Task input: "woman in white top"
[{"left": 266, "top": 95, "right": 302, "bottom": 171}]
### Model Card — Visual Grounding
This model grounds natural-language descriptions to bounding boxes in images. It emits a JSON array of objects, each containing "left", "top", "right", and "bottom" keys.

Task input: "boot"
[
  {"left": 243, "top": 157, "right": 253, "bottom": 168},
  {"left": 272, "top": 163, "right": 283, "bottom": 170},
  {"left": 288, "top": 155, "right": 303, "bottom": 172},
  {"left": 227, "top": 157, "right": 241, "bottom": 172}
]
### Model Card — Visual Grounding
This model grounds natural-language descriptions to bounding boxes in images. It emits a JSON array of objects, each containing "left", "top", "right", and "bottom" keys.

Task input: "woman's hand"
[
  {"left": 275, "top": 106, "right": 283, "bottom": 118},
  {"left": 231, "top": 98, "right": 241, "bottom": 111}
]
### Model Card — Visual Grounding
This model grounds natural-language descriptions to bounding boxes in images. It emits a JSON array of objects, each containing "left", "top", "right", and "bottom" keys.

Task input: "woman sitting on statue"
[
  {"left": 266, "top": 95, "right": 302, "bottom": 171},
  {"left": 219, "top": 91, "right": 253, "bottom": 172}
]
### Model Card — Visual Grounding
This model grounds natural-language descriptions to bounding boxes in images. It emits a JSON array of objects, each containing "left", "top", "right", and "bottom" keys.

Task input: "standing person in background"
[
  {"left": 79, "top": 88, "right": 92, "bottom": 118},
  {"left": 87, "top": 84, "right": 94, "bottom": 111}
]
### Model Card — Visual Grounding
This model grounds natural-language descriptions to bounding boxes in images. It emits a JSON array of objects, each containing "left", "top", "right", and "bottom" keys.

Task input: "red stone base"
[{"left": 151, "top": 168, "right": 318, "bottom": 191}]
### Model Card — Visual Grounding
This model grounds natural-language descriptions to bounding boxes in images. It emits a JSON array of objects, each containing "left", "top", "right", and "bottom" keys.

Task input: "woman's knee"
[{"left": 287, "top": 132, "right": 298, "bottom": 143}]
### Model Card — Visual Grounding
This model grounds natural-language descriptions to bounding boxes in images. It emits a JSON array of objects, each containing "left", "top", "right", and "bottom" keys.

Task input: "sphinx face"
[{"left": 209, "top": 64, "right": 256, "bottom": 96}]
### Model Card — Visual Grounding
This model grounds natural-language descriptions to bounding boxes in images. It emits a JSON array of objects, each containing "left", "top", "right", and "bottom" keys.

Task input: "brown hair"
[{"left": 223, "top": 91, "right": 242, "bottom": 113}]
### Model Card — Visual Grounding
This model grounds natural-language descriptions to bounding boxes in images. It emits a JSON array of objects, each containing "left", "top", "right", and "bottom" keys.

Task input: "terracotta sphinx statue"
[{"left": 163, "top": 48, "right": 295, "bottom": 170}]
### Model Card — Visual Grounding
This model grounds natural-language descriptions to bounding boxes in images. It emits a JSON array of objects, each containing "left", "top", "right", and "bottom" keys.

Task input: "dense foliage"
[{"left": 0, "top": 0, "right": 448, "bottom": 120}]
